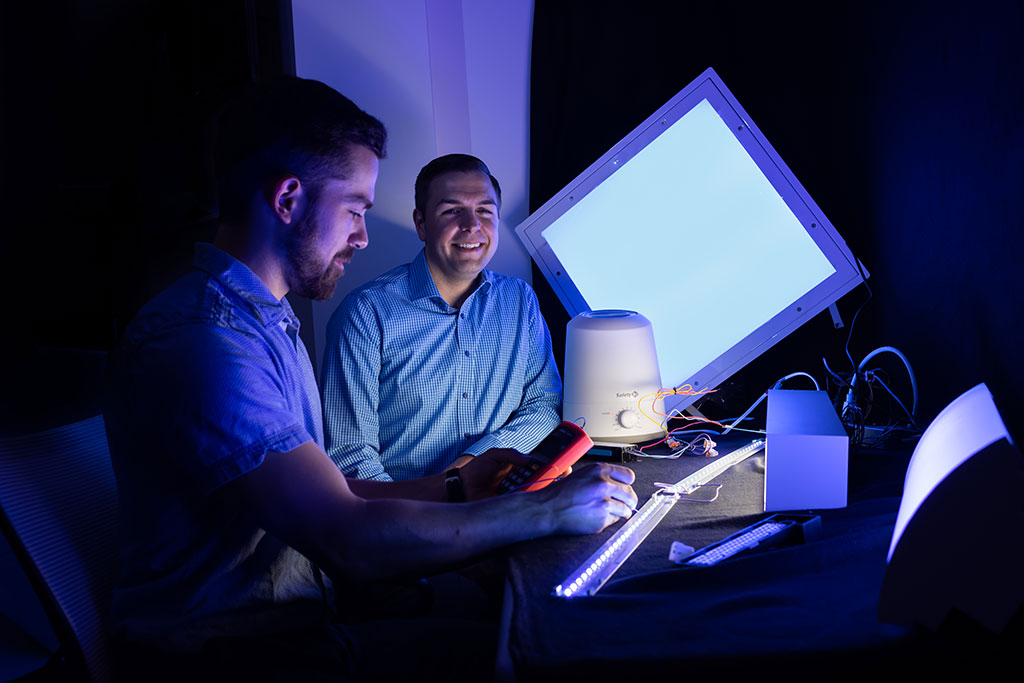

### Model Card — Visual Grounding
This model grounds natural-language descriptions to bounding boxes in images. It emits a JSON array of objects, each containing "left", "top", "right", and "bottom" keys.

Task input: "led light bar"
[
  {"left": 676, "top": 512, "right": 822, "bottom": 567},
  {"left": 684, "top": 521, "right": 787, "bottom": 566},
  {"left": 554, "top": 439, "right": 765, "bottom": 598},
  {"left": 661, "top": 438, "right": 765, "bottom": 495}
]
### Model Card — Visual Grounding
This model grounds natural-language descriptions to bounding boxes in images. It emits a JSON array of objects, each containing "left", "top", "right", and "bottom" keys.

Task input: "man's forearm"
[
  {"left": 447, "top": 454, "right": 475, "bottom": 469},
  {"left": 327, "top": 460, "right": 636, "bottom": 583},
  {"left": 231, "top": 443, "right": 636, "bottom": 589},
  {"left": 327, "top": 494, "right": 555, "bottom": 582},
  {"left": 347, "top": 452, "right": 507, "bottom": 502},
  {"left": 346, "top": 473, "right": 447, "bottom": 502}
]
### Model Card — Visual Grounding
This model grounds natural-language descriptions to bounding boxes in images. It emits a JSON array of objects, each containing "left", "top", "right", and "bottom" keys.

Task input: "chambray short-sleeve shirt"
[
  {"left": 104, "top": 243, "right": 329, "bottom": 651},
  {"left": 321, "top": 249, "right": 562, "bottom": 481}
]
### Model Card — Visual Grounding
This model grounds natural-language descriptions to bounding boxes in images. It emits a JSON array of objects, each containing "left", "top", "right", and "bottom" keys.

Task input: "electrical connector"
[{"left": 842, "top": 385, "right": 857, "bottom": 415}]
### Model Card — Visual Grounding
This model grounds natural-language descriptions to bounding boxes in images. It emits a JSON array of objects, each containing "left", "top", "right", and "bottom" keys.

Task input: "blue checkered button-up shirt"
[{"left": 321, "top": 249, "right": 562, "bottom": 481}]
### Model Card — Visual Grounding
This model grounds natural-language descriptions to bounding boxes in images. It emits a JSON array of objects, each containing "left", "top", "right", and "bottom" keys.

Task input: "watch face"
[{"left": 446, "top": 469, "right": 465, "bottom": 501}]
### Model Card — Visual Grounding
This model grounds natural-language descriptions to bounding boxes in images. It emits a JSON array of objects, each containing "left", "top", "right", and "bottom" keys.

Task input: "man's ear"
[
  {"left": 267, "top": 176, "right": 303, "bottom": 224},
  {"left": 413, "top": 208, "right": 427, "bottom": 242}
]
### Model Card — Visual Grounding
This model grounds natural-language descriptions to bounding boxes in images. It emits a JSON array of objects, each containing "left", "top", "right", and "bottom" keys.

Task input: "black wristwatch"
[{"left": 445, "top": 468, "right": 466, "bottom": 503}]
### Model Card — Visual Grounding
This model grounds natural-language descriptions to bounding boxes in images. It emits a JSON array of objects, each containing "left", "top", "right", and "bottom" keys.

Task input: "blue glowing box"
[{"left": 765, "top": 389, "right": 848, "bottom": 511}]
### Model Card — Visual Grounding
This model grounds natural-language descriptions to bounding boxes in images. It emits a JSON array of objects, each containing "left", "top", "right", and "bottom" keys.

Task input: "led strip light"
[
  {"left": 553, "top": 439, "right": 765, "bottom": 598},
  {"left": 682, "top": 520, "right": 787, "bottom": 566}
]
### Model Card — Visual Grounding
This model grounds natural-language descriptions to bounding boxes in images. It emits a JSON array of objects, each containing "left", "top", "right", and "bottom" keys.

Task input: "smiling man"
[{"left": 321, "top": 154, "right": 562, "bottom": 489}]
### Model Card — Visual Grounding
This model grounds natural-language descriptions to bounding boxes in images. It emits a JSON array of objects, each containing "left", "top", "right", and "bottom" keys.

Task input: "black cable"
[{"left": 844, "top": 275, "right": 873, "bottom": 373}]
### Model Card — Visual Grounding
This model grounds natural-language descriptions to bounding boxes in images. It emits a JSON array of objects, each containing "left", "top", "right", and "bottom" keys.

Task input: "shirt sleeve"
[
  {"left": 462, "top": 283, "right": 563, "bottom": 456},
  {"left": 321, "top": 292, "right": 393, "bottom": 481},
  {"left": 114, "top": 321, "right": 315, "bottom": 496}
]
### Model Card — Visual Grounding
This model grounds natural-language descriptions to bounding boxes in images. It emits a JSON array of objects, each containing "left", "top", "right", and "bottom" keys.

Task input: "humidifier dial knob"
[{"left": 617, "top": 409, "right": 639, "bottom": 429}]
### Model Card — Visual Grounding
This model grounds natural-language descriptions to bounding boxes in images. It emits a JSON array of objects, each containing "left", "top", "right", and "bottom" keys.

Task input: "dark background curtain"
[
  {"left": 529, "top": 0, "right": 1023, "bottom": 439},
  {"left": 2, "top": 0, "right": 295, "bottom": 435}
]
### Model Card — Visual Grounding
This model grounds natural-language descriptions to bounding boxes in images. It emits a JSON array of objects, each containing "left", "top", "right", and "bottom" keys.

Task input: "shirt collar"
[
  {"left": 408, "top": 249, "right": 494, "bottom": 310},
  {"left": 193, "top": 243, "right": 298, "bottom": 328}
]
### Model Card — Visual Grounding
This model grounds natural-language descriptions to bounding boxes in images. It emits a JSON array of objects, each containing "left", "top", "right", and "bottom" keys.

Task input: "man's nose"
[{"left": 350, "top": 221, "right": 368, "bottom": 249}]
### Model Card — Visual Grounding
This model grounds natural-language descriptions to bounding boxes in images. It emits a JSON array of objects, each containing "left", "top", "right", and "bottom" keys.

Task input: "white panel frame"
[{"left": 516, "top": 68, "right": 867, "bottom": 415}]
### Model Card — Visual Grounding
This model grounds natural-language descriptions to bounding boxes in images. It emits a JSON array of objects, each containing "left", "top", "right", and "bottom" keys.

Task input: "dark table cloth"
[{"left": 499, "top": 435, "right": 936, "bottom": 679}]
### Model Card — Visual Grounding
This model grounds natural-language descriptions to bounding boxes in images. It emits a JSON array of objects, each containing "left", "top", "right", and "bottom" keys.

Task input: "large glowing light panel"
[
  {"left": 517, "top": 68, "right": 865, "bottom": 417},
  {"left": 554, "top": 439, "right": 764, "bottom": 598}
]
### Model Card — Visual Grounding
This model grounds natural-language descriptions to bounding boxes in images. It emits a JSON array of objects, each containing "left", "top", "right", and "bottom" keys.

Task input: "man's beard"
[{"left": 285, "top": 211, "right": 348, "bottom": 301}]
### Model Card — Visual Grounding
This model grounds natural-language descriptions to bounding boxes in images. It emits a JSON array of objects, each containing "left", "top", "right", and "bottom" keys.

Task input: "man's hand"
[
  {"left": 537, "top": 462, "right": 637, "bottom": 535},
  {"left": 457, "top": 448, "right": 533, "bottom": 500}
]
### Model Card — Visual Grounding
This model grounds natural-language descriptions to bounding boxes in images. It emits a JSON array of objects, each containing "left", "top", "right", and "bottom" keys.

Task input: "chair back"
[{"left": 0, "top": 415, "right": 118, "bottom": 682}]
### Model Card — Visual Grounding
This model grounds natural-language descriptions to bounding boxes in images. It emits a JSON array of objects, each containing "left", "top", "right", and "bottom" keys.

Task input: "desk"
[{"left": 497, "top": 435, "right": 918, "bottom": 680}]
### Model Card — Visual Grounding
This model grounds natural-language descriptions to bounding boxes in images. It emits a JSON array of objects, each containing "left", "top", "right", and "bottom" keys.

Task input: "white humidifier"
[{"left": 562, "top": 310, "right": 664, "bottom": 443}]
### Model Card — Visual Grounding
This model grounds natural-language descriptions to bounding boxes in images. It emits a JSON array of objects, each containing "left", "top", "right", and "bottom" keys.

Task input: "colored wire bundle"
[
  {"left": 628, "top": 432, "right": 719, "bottom": 459},
  {"left": 637, "top": 385, "right": 719, "bottom": 434}
]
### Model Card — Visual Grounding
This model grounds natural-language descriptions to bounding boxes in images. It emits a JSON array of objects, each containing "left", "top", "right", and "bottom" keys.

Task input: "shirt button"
[
  {"left": 460, "top": 313, "right": 466, "bottom": 319},
  {"left": 465, "top": 433, "right": 471, "bottom": 439},
  {"left": 462, "top": 392, "right": 469, "bottom": 398},
  {"left": 464, "top": 350, "right": 470, "bottom": 357}
]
